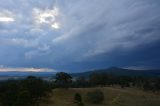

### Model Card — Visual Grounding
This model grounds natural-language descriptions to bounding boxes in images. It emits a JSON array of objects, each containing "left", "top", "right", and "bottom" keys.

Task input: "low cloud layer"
[
  {"left": 0, "top": 0, "right": 160, "bottom": 71},
  {"left": 0, "top": 67, "right": 55, "bottom": 72}
]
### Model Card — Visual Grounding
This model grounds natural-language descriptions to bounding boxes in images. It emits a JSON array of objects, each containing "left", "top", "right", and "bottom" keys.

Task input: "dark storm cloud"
[{"left": 0, "top": 0, "right": 160, "bottom": 71}]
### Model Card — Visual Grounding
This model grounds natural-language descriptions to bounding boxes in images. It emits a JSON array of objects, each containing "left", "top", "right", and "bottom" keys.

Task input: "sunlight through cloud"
[
  {"left": 33, "top": 7, "right": 60, "bottom": 29},
  {"left": 0, "top": 17, "right": 14, "bottom": 22},
  {"left": 51, "top": 22, "right": 60, "bottom": 29},
  {"left": 0, "top": 11, "right": 15, "bottom": 23}
]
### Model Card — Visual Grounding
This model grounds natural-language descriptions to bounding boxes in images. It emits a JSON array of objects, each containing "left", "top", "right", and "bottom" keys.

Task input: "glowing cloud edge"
[{"left": 0, "top": 67, "right": 56, "bottom": 72}]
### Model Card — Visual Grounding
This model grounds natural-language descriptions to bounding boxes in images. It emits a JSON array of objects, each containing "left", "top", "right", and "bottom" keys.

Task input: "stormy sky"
[{"left": 0, "top": 0, "right": 160, "bottom": 72}]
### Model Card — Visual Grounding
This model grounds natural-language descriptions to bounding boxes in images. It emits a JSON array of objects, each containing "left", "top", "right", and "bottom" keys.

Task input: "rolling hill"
[
  {"left": 71, "top": 67, "right": 160, "bottom": 77},
  {"left": 0, "top": 67, "right": 160, "bottom": 80}
]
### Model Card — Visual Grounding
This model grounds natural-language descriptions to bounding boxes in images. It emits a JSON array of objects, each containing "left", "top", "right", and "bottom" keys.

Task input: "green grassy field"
[{"left": 40, "top": 87, "right": 160, "bottom": 106}]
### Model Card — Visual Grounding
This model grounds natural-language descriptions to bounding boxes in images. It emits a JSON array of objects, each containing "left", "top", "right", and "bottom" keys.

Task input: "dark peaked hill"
[{"left": 71, "top": 67, "right": 160, "bottom": 77}]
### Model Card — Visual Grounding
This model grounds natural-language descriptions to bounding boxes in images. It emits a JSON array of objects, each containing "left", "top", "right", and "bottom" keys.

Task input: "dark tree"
[
  {"left": 55, "top": 72, "right": 72, "bottom": 88},
  {"left": 75, "top": 76, "right": 89, "bottom": 88},
  {"left": 0, "top": 76, "right": 52, "bottom": 106},
  {"left": 153, "top": 78, "right": 160, "bottom": 91},
  {"left": 89, "top": 73, "right": 107, "bottom": 86}
]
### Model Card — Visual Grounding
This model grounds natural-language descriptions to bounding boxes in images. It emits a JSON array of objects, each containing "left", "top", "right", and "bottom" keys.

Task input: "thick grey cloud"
[{"left": 0, "top": 0, "right": 160, "bottom": 71}]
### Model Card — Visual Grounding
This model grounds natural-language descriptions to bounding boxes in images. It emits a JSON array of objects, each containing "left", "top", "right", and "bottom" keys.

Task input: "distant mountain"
[
  {"left": 0, "top": 67, "right": 160, "bottom": 79},
  {"left": 71, "top": 67, "right": 160, "bottom": 77}
]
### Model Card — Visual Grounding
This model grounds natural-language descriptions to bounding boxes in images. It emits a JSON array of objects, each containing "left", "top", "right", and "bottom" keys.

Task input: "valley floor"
[{"left": 40, "top": 87, "right": 160, "bottom": 106}]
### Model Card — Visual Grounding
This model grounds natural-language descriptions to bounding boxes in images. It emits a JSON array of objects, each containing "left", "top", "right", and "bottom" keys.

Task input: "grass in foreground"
[{"left": 40, "top": 87, "right": 160, "bottom": 106}]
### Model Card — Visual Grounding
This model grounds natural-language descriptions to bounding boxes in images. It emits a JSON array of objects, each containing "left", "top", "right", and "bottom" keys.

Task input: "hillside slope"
[{"left": 71, "top": 67, "right": 160, "bottom": 77}]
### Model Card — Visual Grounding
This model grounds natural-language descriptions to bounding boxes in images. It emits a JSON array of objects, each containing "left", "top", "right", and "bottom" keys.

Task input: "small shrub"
[
  {"left": 74, "top": 93, "right": 82, "bottom": 103},
  {"left": 85, "top": 90, "right": 104, "bottom": 104}
]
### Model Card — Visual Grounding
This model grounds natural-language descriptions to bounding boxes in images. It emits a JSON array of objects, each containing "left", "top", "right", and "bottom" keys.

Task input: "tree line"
[
  {"left": 0, "top": 76, "right": 52, "bottom": 106},
  {"left": 0, "top": 72, "right": 160, "bottom": 106},
  {"left": 54, "top": 72, "right": 160, "bottom": 92}
]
